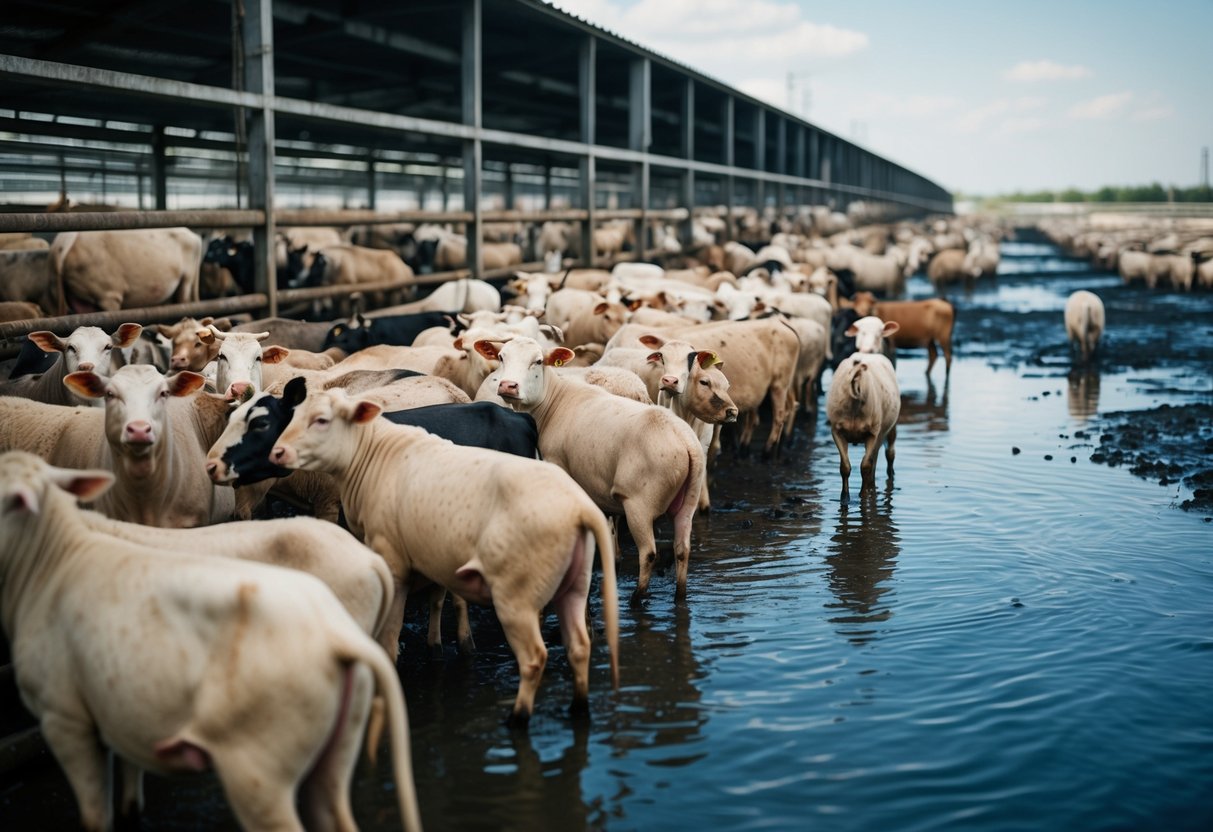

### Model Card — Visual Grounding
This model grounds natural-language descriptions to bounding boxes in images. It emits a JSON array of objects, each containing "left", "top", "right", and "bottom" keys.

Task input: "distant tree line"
[{"left": 966, "top": 183, "right": 1213, "bottom": 204}]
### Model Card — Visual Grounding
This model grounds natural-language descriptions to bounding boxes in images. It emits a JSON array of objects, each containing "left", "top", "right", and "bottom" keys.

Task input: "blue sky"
[{"left": 553, "top": 0, "right": 1213, "bottom": 195}]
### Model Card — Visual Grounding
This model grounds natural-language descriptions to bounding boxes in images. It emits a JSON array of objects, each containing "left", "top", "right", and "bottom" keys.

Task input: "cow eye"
[
  {"left": 699, "top": 379, "right": 709, "bottom": 386},
  {"left": 159, "top": 390, "right": 170, "bottom": 399},
  {"left": 217, "top": 354, "right": 227, "bottom": 362},
  {"left": 66, "top": 345, "right": 77, "bottom": 353},
  {"left": 104, "top": 344, "right": 112, "bottom": 351},
  {"left": 249, "top": 418, "right": 269, "bottom": 432},
  {"left": 254, "top": 356, "right": 262, "bottom": 363},
  {"left": 311, "top": 416, "right": 330, "bottom": 427}
]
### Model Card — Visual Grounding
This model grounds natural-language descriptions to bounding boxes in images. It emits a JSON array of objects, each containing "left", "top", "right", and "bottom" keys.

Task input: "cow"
[
  {"left": 207, "top": 384, "right": 539, "bottom": 653},
  {"left": 322, "top": 311, "right": 460, "bottom": 355},
  {"left": 154, "top": 316, "right": 232, "bottom": 372},
  {"left": 266, "top": 384, "right": 620, "bottom": 728},
  {"left": 0, "top": 248, "right": 53, "bottom": 310},
  {"left": 1064, "top": 290, "right": 1105, "bottom": 363},
  {"left": 0, "top": 450, "right": 421, "bottom": 832},
  {"left": 49, "top": 228, "right": 201, "bottom": 314},
  {"left": 827, "top": 323, "right": 902, "bottom": 496},
  {"left": 475, "top": 336, "right": 704, "bottom": 603}
]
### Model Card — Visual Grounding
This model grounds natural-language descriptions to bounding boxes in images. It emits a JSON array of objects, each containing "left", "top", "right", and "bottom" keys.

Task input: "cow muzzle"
[
  {"left": 170, "top": 355, "right": 189, "bottom": 370},
  {"left": 269, "top": 445, "right": 294, "bottom": 466},
  {"left": 226, "top": 381, "right": 251, "bottom": 402},
  {"left": 660, "top": 374, "right": 681, "bottom": 393},
  {"left": 497, "top": 380, "right": 520, "bottom": 400},
  {"left": 124, "top": 420, "right": 154, "bottom": 446},
  {"left": 205, "top": 458, "right": 232, "bottom": 483},
  {"left": 724, "top": 407, "right": 739, "bottom": 423}
]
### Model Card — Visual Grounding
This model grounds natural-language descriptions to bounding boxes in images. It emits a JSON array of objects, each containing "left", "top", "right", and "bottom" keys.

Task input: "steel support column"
[
  {"left": 680, "top": 77, "right": 695, "bottom": 247},
  {"left": 241, "top": 0, "right": 276, "bottom": 316},
  {"left": 629, "top": 57, "right": 650, "bottom": 260},
  {"left": 462, "top": 0, "right": 483, "bottom": 278},
  {"left": 366, "top": 152, "right": 377, "bottom": 210},
  {"left": 723, "top": 96, "right": 734, "bottom": 241},
  {"left": 151, "top": 125, "right": 167, "bottom": 211},
  {"left": 775, "top": 117, "right": 786, "bottom": 216},
  {"left": 578, "top": 35, "right": 596, "bottom": 266},
  {"left": 753, "top": 109, "right": 765, "bottom": 212}
]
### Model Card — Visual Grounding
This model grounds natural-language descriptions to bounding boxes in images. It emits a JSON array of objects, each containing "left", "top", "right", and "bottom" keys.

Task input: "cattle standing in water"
[
  {"left": 1064, "top": 290, "right": 1105, "bottom": 363},
  {"left": 827, "top": 317, "right": 902, "bottom": 497},
  {"left": 267, "top": 385, "right": 620, "bottom": 728}
]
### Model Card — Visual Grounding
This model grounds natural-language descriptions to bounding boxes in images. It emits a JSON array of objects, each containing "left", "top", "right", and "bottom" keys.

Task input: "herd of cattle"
[{"left": 3, "top": 204, "right": 1149, "bottom": 829}]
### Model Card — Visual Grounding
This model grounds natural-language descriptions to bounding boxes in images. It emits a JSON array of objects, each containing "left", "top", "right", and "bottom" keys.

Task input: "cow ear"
[
  {"left": 197, "top": 328, "right": 216, "bottom": 345},
  {"left": 844, "top": 324, "right": 859, "bottom": 337},
  {"left": 646, "top": 351, "right": 662, "bottom": 364},
  {"left": 696, "top": 350, "right": 721, "bottom": 370},
  {"left": 112, "top": 323, "right": 142, "bottom": 348},
  {"left": 48, "top": 466, "right": 114, "bottom": 502},
  {"left": 349, "top": 400, "right": 382, "bottom": 424},
  {"left": 262, "top": 346, "right": 289, "bottom": 364},
  {"left": 627, "top": 298, "right": 644, "bottom": 312},
  {"left": 545, "top": 347, "right": 576, "bottom": 367},
  {"left": 882, "top": 321, "right": 901, "bottom": 336},
  {"left": 63, "top": 371, "right": 107, "bottom": 399},
  {"left": 211, "top": 317, "right": 233, "bottom": 332},
  {"left": 283, "top": 376, "right": 308, "bottom": 407},
  {"left": 453, "top": 336, "right": 464, "bottom": 351},
  {"left": 168, "top": 371, "right": 206, "bottom": 397},
  {"left": 28, "top": 331, "right": 66, "bottom": 353},
  {"left": 592, "top": 302, "right": 609, "bottom": 315},
  {"left": 473, "top": 340, "right": 500, "bottom": 361},
  {"left": 199, "top": 317, "right": 214, "bottom": 327},
  {"left": 638, "top": 334, "right": 665, "bottom": 349}
]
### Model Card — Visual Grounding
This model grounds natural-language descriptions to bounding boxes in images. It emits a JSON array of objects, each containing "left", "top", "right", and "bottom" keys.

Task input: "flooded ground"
[{"left": 3, "top": 236, "right": 1212, "bottom": 830}]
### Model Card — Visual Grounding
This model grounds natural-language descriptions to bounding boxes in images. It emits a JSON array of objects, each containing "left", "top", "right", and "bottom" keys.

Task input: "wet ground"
[{"left": 2, "top": 235, "right": 1212, "bottom": 830}]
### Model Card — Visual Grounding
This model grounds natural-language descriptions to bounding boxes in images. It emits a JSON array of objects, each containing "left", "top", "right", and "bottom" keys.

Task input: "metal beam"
[
  {"left": 723, "top": 96, "right": 734, "bottom": 241},
  {"left": 242, "top": 0, "right": 277, "bottom": 317},
  {"left": 462, "top": 0, "right": 483, "bottom": 278},
  {"left": 681, "top": 77, "right": 695, "bottom": 246},
  {"left": 629, "top": 57, "right": 651, "bottom": 261},
  {"left": 578, "top": 35, "right": 597, "bottom": 266},
  {"left": 150, "top": 125, "right": 167, "bottom": 210}
]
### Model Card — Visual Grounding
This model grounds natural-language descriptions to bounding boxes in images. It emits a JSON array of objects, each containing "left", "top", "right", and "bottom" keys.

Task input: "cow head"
[
  {"left": 206, "top": 386, "right": 298, "bottom": 486},
  {"left": 28, "top": 322, "right": 141, "bottom": 376},
  {"left": 64, "top": 365, "right": 205, "bottom": 459},
  {"left": 846, "top": 316, "right": 899, "bottom": 356},
  {"left": 0, "top": 451, "right": 114, "bottom": 527},
  {"left": 204, "top": 327, "right": 286, "bottom": 401},
  {"left": 322, "top": 312, "right": 372, "bottom": 354},
  {"left": 270, "top": 385, "right": 380, "bottom": 471},
  {"left": 155, "top": 316, "right": 228, "bottom": 371},
  {"left": 474, "top": 336, "right": 572, "bottom": 409}
]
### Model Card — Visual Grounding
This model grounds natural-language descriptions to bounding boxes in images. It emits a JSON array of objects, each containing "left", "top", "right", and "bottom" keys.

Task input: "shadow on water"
[
  {"left": 1067, "top": 367, "right": 1101, "bottom": 423},
  {"left": 824, "top": 484, "right": 900, "bottom": 645}
]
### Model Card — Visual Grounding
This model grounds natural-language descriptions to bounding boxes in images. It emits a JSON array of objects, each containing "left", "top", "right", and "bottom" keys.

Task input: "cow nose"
[
  {"left": 125, "top": 420, "right": 153, "bottom": 444},
  {"left": 226, "top": 381, "right": 250, "bottom": 401},
  {"left": 725, "top": 407, "right": 739, "bottom": 423},
  {"left": 497, "top": 380, "right": 519, "bottom": 398},
  {"left": 660, "top": 374, "right": 680, "bottom": 391},
  {"left": 205, "top": 459, "right": 224, "bottom": 481},
  {"left": 270, "top": 446, "right": 288, "bottom": 465},
  {"left": 76, "top": 362, "right": 94, "bottom": 372},
  {"left": 170, "top": 355, "right": 188, "bottom": 369}
]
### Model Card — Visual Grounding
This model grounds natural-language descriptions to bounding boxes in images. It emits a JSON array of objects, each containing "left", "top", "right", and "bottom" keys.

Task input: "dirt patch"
[{"left": 1086, "top": 404, "right": 1213, "bottom": 514}]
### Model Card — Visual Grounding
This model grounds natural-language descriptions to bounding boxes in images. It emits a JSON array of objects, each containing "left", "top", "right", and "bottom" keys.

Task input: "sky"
[{"left": 551, "top": 0, "right": 1213, "bottom": 196}]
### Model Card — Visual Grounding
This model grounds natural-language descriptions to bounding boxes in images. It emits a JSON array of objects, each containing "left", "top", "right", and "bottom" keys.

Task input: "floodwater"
[{"left": 3, "top": 239, "right": 1212, "bottom": 830}]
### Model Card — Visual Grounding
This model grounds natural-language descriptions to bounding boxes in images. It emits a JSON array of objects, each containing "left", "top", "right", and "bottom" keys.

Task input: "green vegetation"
[{"left": 960, "top": 183, "right": 1213, "bottom": 204}]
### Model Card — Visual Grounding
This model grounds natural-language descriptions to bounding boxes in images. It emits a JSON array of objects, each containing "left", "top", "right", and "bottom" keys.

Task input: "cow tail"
[
  {"left": 585, "top": 508, "right": 620, "bottom": 689},
  {"left": 333, "top": 634, "right": 422, "bottom": 832}
]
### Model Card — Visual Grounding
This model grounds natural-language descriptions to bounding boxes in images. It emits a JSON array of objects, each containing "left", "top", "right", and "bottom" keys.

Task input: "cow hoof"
[
  {"left": 629, "top": 589, "right": 648, "bottom": 607},
  {"left": 428, "top": 644, "right": 445, "bottom": 661},
  {"left": 457, "top": 637, "right": 477, "bottom": 656},
  {"left": 569, "top": 699, "right": 590, "bottom": 720},
  {"left": 505, "top": 710, "right": 531, "bottom": 731}
]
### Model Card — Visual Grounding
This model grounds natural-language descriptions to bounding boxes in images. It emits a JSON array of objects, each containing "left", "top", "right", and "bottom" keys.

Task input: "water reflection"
[
  {"left": 613, "top": 605, "right": 709, "bottom": 761},
  {"left": 1067, "top": 368, "right": 1101, "bottom": 422},
  {"left": 898, "top": 378, "right": 950, "bottom": 434},
  {"left": 824, "top": 486, "right": 901, "bottom": 645}
]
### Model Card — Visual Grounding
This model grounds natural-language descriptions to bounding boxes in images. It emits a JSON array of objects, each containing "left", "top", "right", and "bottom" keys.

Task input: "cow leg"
[
  {"left": 859, "top": 433, "right": 880, "bottom": 490},
  {"left": 300, "top": 663, "right": 372, "bottom": 832},
  {"left": 426, "top": 587, "right": 447, "bottom": 659},
  {"left": 215, "top": 753, "right": 304, "bottom": 832},
  {"left": 885, "top": 426, "right": 897, "bottom": 477},
  {"left": 831, "top": 425, "right": 852, "bottom": 498},
  {"left": 554, "top": 582, "right": 592, "bottom": 716},
  {"left": 453, "top": 593, "right": 476, "bottom": 655},
  {"left": 926, "top": 341, "right": 938, "bottom": 377},
  {"left": 698, "top": 467, "right": 711, "bottom": 512},
  {"left": 380, "top": 573, "right": 408, "bottom": 659},
  {"left": 41, "top": 713, "right": 111, "bottom": 832},
  {"left": 764, "top": 383, "right": 791, "bottom": 459},
  {"left": 624, "top": 501, "right": 659, "bottom": 605},
  {"left": 737, "top": 410, "right": 757, "bottom": 455},
  {"left": 233, "top": 480, "right": 272, "bottom": 520},
  {"left": 671, "top": 494, "right": 696, "bottom": 604},
  {"left": 118, "top": 757, "right": 144, "bottom": 819},
  {"left": 497, "top": 602, "right": 548, "bottom": 729}
]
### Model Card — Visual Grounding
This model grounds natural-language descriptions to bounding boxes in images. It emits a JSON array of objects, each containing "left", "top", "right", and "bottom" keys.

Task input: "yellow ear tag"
[{"left": 553, "top": 358, "right": 564, "bottom": 367}]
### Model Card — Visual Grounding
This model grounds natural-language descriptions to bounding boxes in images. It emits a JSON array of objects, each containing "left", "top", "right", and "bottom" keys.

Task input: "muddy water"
[{"left": 3, "top": 240, "right": 1212, "bottom": 830}]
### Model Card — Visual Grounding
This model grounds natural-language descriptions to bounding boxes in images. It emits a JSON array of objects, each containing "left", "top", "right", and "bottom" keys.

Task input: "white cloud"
[
  {"left": 1003, "top": 59, "right": 1093, "bottom": 82},
  {"left": 1132, "top": 106, "right": 1173, "bottom": 122},
  {"left": 953, "top": 97, "right": 1045, "bottom": 134},
  {"left": 552, "top": 0, "right": 868, "bottom": 78},
  {"left": 1069, "top": 91, "right": 1133, "bottom": 119}
]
